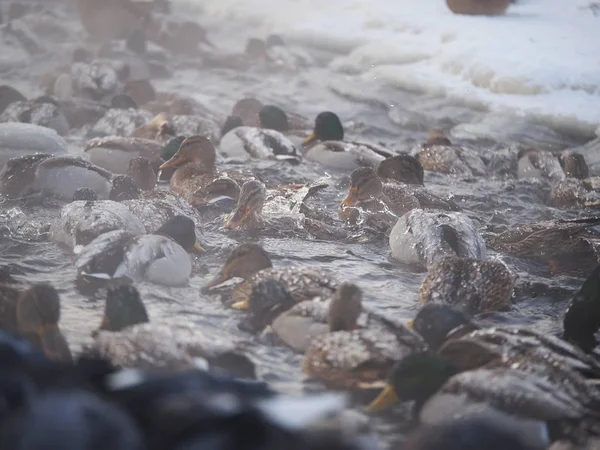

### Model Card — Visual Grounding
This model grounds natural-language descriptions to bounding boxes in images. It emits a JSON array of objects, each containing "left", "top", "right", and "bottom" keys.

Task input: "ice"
[{"left": 175, "top": 0, "right": 600, "bottom": 137}]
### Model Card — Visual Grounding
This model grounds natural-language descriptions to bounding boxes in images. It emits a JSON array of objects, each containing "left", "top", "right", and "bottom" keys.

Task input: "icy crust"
[{"left": 177, "top": 0, "right": 600, "bottom": 134}]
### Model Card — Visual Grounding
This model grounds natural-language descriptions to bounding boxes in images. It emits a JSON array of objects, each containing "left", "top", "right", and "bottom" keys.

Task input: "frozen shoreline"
[{"left": 175, "top": 0, "right": 600, "bottom": 138}]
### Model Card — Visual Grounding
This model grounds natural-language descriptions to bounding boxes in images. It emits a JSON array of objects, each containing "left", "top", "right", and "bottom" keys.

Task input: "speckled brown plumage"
[{"left": 419, "top": 256, "right": 516, "bottom": 314}]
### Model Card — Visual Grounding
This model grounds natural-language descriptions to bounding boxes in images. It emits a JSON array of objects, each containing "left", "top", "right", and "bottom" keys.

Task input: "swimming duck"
[
  {"left": 416, "top": 130, "right": 486, "bottom": 177},
  {"left": 302, "top": 112, "right": 392, "bottom": 170},
  {"left": 50, "top": 199, "right": 145, "bottom": 250},
  {"left": 0, "top": 154, "right": 114, "bottom": 200},
  {"left": 130, "top": 112, "right": 175, "bottom": 142},
  {"left": 389, "top": 209, "right": 487, "bottom": 268},
  {"left": 225, "top": 180, "right": 266, "bottom": 230},
  {"left": 339, "top": 167, "right": 458, "bottom": 228},
  {"left": 75, "top": 215, "right": 205, "bottom": 286},
  {"left": 84, "top": 135, "right": 164, "bottom": 175},
  {"left": 126, "top": 157, "right": 156, "bottom": 191},
  {"left": 487, "top": 216, "right": 600, "bottom": 273},
  {"left": 219, "top": 113, "right": 300, "bottom": 163},
  {"left": 0, "top": 122, "right": 67, "bottom": 170},
  {"left": 202, "top": 243, "right": 338, "bottom": 310},
  {"left": 90, "top": 105, "right": 153, "bottom": 138},
  {"left": 0, "top": 282, "right": 72, "bottom": 361},
  {"left": 302, "top": 302, "right": 426, "bottom": 389},
  {"left": 376, "top": 153, "right": 424, "bottom": 185},
  {"left": 88, "top": 285, "right": 255, "bottom": 377},
  {"left": 0, "top": 97, "right": 70, "bottom": 136},
  {"left": 419, "top": 256, "right": 515, "bottom": 315}
]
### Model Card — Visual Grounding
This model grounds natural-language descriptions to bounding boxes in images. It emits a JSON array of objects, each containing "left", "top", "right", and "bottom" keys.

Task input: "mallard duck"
[
  {"left": 224, "top": 180, "right": 266, "bottom": 230},
  {"left": 0, "top": 97, "right": 69, "bottom": 136},
  {"left": 268, "top": 282, "right": 363, "bottom": 353},
  {"left": 90, "top": 106, "right": 153, "bottom": 138},
  {"left": 219, "top": 120, "right": 300, "bottom": 163},
  {"left": 202, "top": 243, "right": 338, "bottom": 310},
  {"left": 419, "top": 256, "right": 516, "bottom": 315},
  {"left": 0, "top": 154, "right": 114, "bottom": 200},
  {"left": 339, "top": 168, "right": 458, "bottom": 228},
  {"left": 129, "top": 112, "right": 175, "bottom": 142},
  {"left": 416, "top": 130, "right": 486, "bottom": 177},
  {"left": 302, "top": 112, "right": 392, "bottom": 169},
  {"left": 549, "top": 177, "right": 600, "bottom": 208},
  {"left": 88, "top": 285, "right": 255, "bottom": 377},
  {"left": 0, "top": 282, "right": 72, "bottom": 361},
  {"left": 389, "top": 209, "right": 487, "bottom": 267},
  {"left": 70, "top": 60, "right": 128, "bottom": 101},
  {"left": 563, "top": 264, "right": 600, "bottom": 353},
  {"left": 302, "top": 304, "right": 426, "bottom": 389},
  {"left": 126, "top": 157, "right": 156, "bottom": 191},
  {"left": 376, "top": 153, "right": 424, "bottom": 185},
  {"left": 75, "top": 215, "right": 205, "bottom": 286},
  {"left": 487, "top": 216, "right": 600, "bottom": 272},
  {"left": 0, "top": 122, "right": 67, "bottom": 170},
  {"left": 50, "top": 199, "right": 145, "bottom": 250}
]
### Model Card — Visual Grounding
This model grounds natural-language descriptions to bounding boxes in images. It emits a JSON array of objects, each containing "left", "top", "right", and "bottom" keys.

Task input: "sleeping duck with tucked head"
[{"left": 75, "top": 215, "right": 205, "bottom": 286}]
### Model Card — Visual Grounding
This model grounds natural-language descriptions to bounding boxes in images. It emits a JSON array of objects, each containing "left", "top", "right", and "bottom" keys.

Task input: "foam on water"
[{"left": 176, "top": 0, "right": 600, "bottom": 137}]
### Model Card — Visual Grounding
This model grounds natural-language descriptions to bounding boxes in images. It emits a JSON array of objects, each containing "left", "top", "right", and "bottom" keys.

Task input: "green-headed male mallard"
[
  {"left": 75, "top": 215, "right": 205, "bottom": 286},
  {"left": 302, "top": 112, "right": 392, "bottom": 170}
]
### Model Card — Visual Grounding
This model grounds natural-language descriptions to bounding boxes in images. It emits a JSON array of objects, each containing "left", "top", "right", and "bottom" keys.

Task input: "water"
[{"left": 0, "top": 1, "right": 597, "bottom": 448}]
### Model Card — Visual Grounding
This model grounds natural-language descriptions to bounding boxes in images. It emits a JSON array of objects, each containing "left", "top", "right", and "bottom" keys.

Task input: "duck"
[
  {"left": 302, "top": 111, "right": 393, "bottom": 170},
  {"left": 487, "top": 216, "right": 600, "bottom": 274},
  {"left": 563, "top": 264, "right": 600, "bottom": 353},
  {"left": 419, "top": 256, "right": 516, "bottom": 315},
  {"left": 0, "top": 281, "right": 72, "bottom": 361},
  {"left": 376, "top": 153, "right": 424, "bottom": 185},
  {"left": 389, "top": 209, "right": 487, "bottom": 268},
  {"left": 339, "top": 167, "right": 458, "bottom": 228},
  {"left": 549, "top": 177, "right": 600, "bottom": 208},
  {"left": 129, "top": 112, "right": 175, "bottom": 142},
  {"left": 302, "top": 301, "right": 427, "bottom": 390},
  {"left": 126, "top": 157, "right": 156, "bottom": 191},
  {"left": 75, "top": 215, "right": 205, "bottom": 286},
  {"left": 87, "top": 285, "right": 256, "bottom": 377},
  {"left": 0, "top": 153, "right": 114, "bottom": 200},
  {"left": 0, "top": 122, "right": 67, "bottom": 170},
  {"left": 90, "top": 103, "right": 154, "bottom": 138},
  {"left": 365, "top": 349, "right": 600, "bottom": 446},
  {"left": 0, "top": 96, "right": 70, "bottom": 136},
  {"left": 517, "top": 147, "right": 568, "bottom": 181},
  {"left": 224, "top": 180, "right": 266, "bottom": 230},
  {"left": 202, "top": 243, "right": 338, "bottom": 310},
  {"left": 416, "top": 129, "right": 486, "bottom": 177},
  {"left": 219, "top": 107, "right": 300, "bottom": 163},
  {"left": 50, "top": 199, "right": 145, "bottom": 250}
]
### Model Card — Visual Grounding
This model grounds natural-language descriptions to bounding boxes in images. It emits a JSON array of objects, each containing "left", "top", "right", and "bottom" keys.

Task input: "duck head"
[
  {"left": 342, "top": 167, "right": 383, "bottom": 207},
  {"left": 377, "top": 154, "right": 424, "bottom": 185},
  {"left": 232, "top": 97, "right": 263, "bottom": 128},
  {"left": 410, "top": 303, "right": 478, "bottom": 351},
  {"left": 328, "top": 283, "right": 363, "bottom": 332},
  {"left": 16, "top": 284, "right": 72, "bottom": 362},
  {"left": 99, "top": 285, "right": 149, "bottom": 333},
  {"left": 366, "top": 352, "right": 457, "bottom": 413},
  {"left": 127, "top": 157, "right": 156, "bottom": 191},
  {"left": 258, "top": 105, "right": 289, "bottom": 132},
  {"left": 155, "top": 215, "right": 205, "bottom": 255},
  {"left": 202, "top": 243, "right": 273, "bottom": 292},
  {"left": 303, "top": 111, "right": 344, "bottom": 146},
  {"left": 159, "top": 135, "right": 216, "bottom": 173},
  {"left": 225, "top": 180, "right": 267, "bottom": 230}
]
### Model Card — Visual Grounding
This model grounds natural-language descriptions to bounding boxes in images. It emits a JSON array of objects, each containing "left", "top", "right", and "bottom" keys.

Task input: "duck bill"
[
  {"left": 192, "top": 241, "right": 206, "bottom": 254},
  {"left": 302, "top": 132, "right": 317, "bottom": 147},
  {"left": 159, "top": 155, "right": 187, "bottom": 170},
  {"left": 225, "top": 206, "right": 249, "bottom": 230},
  {"left": 406, "top": 319, "right": 414, "bottom": 329},
  {"left": 39, "top": 325, "right": 73, "bottom": 362},
  {"left": 231, "top": 299, "right": 250, "bottom": 310},
  {"left": 365, "top": 384, "right": 399, "bottom": 413},
  {"left": 342, "top": 187, "right": 359, "bottom": 207}
]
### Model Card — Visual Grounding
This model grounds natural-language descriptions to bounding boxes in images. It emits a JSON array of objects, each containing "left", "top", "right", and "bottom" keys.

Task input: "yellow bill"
[{"left": 365, "top": 384, "right": 399, "bottom": 413}]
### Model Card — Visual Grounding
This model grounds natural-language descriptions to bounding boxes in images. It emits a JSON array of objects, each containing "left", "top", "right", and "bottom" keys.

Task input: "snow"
[{"left": 175, "top": 0, "right": 600, "bottom": 135}]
